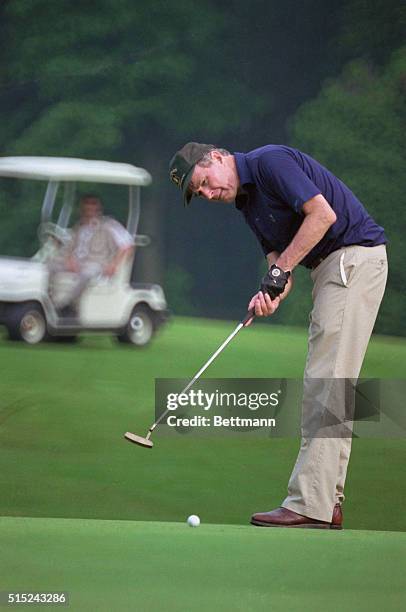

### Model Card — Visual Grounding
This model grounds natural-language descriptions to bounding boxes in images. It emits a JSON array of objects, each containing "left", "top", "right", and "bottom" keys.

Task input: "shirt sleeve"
[{"left": 257, "top": 149, "right": 321, "bottom": 214}]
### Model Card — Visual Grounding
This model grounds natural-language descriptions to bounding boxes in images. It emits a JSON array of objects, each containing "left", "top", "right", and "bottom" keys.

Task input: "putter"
[{"left": 124, "top": 308, "right": 255, "bottom": 448}]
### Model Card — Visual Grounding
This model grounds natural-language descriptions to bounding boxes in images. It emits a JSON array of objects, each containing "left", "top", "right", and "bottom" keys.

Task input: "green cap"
[{"left": 169, "top": 142, "right": 216, "bottom": 206}]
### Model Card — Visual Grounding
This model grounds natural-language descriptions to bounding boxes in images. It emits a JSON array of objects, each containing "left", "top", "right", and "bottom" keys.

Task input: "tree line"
[{"left": 0, "top": 0, "right": 404, "bottom": 335}]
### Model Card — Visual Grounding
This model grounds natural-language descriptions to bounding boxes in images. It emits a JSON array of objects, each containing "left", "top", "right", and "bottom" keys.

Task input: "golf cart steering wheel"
[{"left": 38, "top": 222, "right": 72, "bottom": 247}]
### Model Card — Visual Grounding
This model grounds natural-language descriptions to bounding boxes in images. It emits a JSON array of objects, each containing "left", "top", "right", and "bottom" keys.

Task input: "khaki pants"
[
  {"left": 49, "top": 261, "right": 103, "bottom": 309},
  {"left": 282, "top": 244, "right": 387, "bottom": 523}
]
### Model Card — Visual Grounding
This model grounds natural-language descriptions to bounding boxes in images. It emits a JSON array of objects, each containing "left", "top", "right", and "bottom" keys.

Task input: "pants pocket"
[{"left": 339, "top": 251, "right": 356, "bottom": 288}]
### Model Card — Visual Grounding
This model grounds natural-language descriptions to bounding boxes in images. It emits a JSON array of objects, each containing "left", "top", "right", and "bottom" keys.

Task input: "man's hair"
[
  {"left": 197, "top": 148, "right": 231, "bottom": 168},
  {"left": 80, "top": 193, "right": 102, "bottom": 204}
]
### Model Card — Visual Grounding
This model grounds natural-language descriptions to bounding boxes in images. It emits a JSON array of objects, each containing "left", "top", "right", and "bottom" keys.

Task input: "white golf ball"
[{"left": 187, "top": 514, "right": 200, "bottom": 527}]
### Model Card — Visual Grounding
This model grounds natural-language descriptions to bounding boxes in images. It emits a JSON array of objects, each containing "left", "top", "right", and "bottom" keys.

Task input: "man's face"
[
  {"left": 80, "top": 198, "right": 102, "bottom": 222},
  {"left": 188, "top": 153, "right": 239, "bottom": 203}
]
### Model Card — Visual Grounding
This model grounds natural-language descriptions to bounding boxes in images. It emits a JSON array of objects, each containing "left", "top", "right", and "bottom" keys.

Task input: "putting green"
[
  {"left": 0, "top": 318, "right": 405, "bottom": 531},
  {"left": 0, "top": 517, "right": 404, "bottom": 611}
]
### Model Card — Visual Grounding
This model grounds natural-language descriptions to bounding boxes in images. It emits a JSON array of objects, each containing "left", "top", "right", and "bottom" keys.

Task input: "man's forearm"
[
  {"left": 266, "top": 251, "right": 279, "bottom": 267},
  {"left": 276, "top": 196, "right": 337, "bottom": 271},
  {"left": 110, "top": 245, "right": 134, "bottom": 269},
  {"left": 276, "top": 215, "right": 329, "bottom": 271}
]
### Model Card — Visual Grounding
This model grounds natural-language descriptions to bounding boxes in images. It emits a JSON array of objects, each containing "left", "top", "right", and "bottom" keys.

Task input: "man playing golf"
[{"left": 169, "top": 142, "right": 387, "bottom": 529}]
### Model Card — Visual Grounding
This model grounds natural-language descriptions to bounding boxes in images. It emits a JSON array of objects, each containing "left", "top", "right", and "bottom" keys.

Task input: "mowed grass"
[
  {"left": 1, "top": 517, "right": 405, "bottom": 612},
  {"left": 0, "top": 317, "right": 405, "bottom": 530}
]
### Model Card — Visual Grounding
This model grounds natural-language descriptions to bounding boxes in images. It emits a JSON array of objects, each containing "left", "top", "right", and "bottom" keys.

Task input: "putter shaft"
[{"left": 148, "top": 309, "right": 254, "bottom": 433}]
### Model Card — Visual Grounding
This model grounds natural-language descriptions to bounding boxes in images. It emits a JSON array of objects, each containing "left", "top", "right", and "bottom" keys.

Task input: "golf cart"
[{"left": 0, "top": 156, "right": 168, "bottom": 346}]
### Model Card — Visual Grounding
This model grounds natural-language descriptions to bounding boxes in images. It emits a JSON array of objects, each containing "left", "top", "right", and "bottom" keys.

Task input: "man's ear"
[{"left": 211, "top": 150, "right": 223, "bottom": 163}]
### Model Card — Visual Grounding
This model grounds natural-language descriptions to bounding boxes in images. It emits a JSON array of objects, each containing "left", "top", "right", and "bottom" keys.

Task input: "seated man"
[{"left": 55, "top": 193, "right": 134, "bottom": 318}]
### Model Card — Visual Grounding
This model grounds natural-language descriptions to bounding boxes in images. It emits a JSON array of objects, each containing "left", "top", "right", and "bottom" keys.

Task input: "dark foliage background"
[{"left": 0, "top": 0, "right": 404, "bottom": 334}]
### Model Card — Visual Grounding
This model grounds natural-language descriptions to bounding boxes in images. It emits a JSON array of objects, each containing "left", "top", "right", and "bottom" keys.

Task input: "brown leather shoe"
[{"left": 250, "top": 503, "right": 343, "bottom": 529}]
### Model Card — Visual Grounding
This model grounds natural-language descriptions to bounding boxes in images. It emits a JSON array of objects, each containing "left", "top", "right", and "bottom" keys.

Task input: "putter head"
[{"left": 124, "top": 431, "right": 154, "bottom": 448}]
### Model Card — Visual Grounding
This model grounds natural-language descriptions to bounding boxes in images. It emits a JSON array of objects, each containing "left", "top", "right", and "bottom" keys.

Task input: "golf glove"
[{"left": 260, "top": 264, "right": 290, "bottom": 300}]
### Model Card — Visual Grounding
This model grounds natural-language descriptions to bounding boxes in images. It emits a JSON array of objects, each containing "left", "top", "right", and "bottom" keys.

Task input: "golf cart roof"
[{"left": 0, "top": 156, "right": 151, "bottom": 186}]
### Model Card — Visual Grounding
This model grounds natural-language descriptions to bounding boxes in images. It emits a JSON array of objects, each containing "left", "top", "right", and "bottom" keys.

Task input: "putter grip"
[{"left": 242, "top": 308, "right": 255, "bottom": 326}]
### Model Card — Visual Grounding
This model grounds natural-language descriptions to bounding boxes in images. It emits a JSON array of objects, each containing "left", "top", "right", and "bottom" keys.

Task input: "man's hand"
[
  {"left": 245, "top": 291, "right": 281, "bottom": 326},
  {"left": 244, "top": 264, "right": 292, "bottom": 327},
  {"left": 103, "top": 262, "right": 117, "bottom": 277},
  {"left": 65, "top": 255, "right": 79, "bottom": 273},
  {"left": 104, "top": 246, "right": 134, "bottom": 278}
]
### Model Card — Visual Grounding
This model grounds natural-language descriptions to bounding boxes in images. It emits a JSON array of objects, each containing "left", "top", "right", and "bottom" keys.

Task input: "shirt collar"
[
  {"left": 234, "top": 152, "right": 253, "bottom": 211},
  {"left": 234, "top": 152, "right": 253, "bottom": 186}
]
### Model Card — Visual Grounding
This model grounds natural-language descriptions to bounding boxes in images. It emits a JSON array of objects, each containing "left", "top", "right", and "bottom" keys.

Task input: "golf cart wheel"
[
  {"left": 7, "top": 302, "right": 48, "bottom": 344},
  {"left": 117, "top": 305, "right": 154, "bottom": 347}
]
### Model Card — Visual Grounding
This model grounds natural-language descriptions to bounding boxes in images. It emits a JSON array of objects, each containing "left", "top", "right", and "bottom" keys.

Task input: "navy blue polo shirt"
[{"left": 234, "top": 145, "right": 386, "bottom": 268}]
